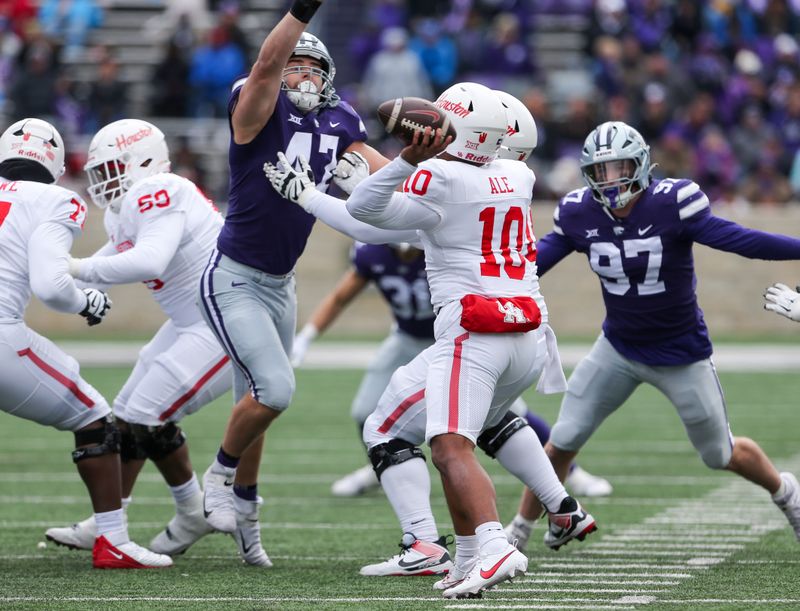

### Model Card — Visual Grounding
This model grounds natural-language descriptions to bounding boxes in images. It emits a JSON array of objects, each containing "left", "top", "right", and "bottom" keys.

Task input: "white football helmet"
[
  {"left": 282, "top": 33, "right": 337, "bottom": 112},
  {"left": 435, "top": 82, "right": 507, "bottom": 164},
  {"left": 84, "top": 119, "right": 170, "bottom": 212},
  {"left": 493, "top": 90, "right": 538, "bottom": 162},
  {"left": 0, "top": 118, "right": 65, "bottom": 182},
  {"left": 580, "top": 121, "right": 651, "bottom": 210}
]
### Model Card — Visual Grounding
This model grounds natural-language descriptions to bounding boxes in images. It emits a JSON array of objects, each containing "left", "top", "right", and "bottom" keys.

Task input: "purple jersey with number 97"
[{"left": 217, "top": 84, "right": 368, "bottom": 275}]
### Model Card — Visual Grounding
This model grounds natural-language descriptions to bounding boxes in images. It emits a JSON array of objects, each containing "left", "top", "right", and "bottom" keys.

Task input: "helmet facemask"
[
  {"left": 282, "top": 33, "right": 336, "bottom": 113},
  {"left": 85, "top": 155, "right": 133, "bottom": 213},
  {"left": 582, "top": 159, "right": 642, "bottom": 209}
]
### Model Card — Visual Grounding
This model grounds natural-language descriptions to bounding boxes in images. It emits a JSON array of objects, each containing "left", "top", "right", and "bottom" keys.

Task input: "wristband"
[{"left": 290, "top": 0, "right": 322, "bottom": 23}]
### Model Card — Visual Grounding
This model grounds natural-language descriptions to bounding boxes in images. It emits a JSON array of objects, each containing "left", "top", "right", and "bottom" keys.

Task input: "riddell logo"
[
  {"left": 435, "top": 98, "right": 471, "bottom": 118},
  {"left": 115, "top": 127, "right": 152, "bottom": 150},
  {"left": 465, "top": 152, "right": 492, "bottom": 163}
]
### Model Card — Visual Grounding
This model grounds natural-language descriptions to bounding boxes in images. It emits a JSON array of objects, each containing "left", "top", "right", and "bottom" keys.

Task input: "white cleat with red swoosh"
[
  {"left": 441, "top": 544, "right": 527, "bottom": 599},
  {"left": 93, "top": 536, "right": 173, "bottom": 569}
]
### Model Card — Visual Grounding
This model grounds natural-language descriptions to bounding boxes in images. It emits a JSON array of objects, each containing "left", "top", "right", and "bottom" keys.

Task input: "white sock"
[
  {"left": 476, "top": 521, "right": 508, "bottom": 557},
  {"left": 211, "top": 457, "right": 236, "bottom": 477},
  {"left": 510, "top": 512, "right": 538, "bottom": 529},
  {"left": 772, "top": 476, "right": 788, "bottom": 502},
  {"left": 121, "top": 496, "right": 132, "bottom": 510},
  {"left": 495, "top": 425, "right": 567, "bottom": 513},
  {"left": 233, "top": 494, "right": 260, "bottom": 518},
  {"left": 95, "top": 508, "right": 128, "bottom": 545},
  {"left": 454, "top": 534, "right": 479, "bottom": 574},
  {"left": 170, "top": 472, "right": 202, "bottom": 510},
  {"left": 380, "top": 458, "right": 438, "bottom": 542}
]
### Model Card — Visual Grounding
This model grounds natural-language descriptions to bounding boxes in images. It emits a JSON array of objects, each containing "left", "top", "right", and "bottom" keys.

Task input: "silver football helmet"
[
  {"left": 580, "top": 121, "right": 651, "bottom": 210},
  {"left": 282, "top": 32, "right": 337, "bottom": 112}
]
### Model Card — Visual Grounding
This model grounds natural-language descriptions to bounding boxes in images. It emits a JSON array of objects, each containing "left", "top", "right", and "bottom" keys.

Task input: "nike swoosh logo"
[
  {"left": 231, "top": 281, "right": 247, "bottom": 287},
  {"left": 638, "top": 224, "right": 653, "bottom": 236},
  {"left": 397, "top": 556, "right": 435, "bottom": 569},
  {"left": 204, "top": 509, "right": 212, "bottom": 518},
  {"left": 109, "top": 549, "right": 124, "bottom": 560},
  {"left": 479, "top": 550, "right": 516, "bottom": 580},
  {"left": 224, "top": 480, "right": 234, "bottom": 486},
  {"left": 330, "top": 121, "right": 340, "bottom": 128}
]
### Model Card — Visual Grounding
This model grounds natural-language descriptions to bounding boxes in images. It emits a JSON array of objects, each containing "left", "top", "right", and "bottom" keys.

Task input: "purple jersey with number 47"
[
  {"left": 537, "top": 179, "right": 800, "bottom": 366},
  {"left": 352, "top": 243, "right": 434, "bottom": 339},
  {"left": 217, "top": 85, "right": 368, "bottom": 275}
]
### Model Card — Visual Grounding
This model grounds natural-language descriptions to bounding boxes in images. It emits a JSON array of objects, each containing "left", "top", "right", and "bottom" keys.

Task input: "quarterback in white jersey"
[
  {"left": 0, "top": 118, "right": 171, "bottom": 569},
  {"left": 44, "top": 120, "right": 267, "bottom": 567}
]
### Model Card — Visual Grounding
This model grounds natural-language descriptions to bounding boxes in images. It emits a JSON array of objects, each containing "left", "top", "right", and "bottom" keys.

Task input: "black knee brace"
[
  {"left": 367, "top": 438, "right": 425, "bottom": 480},
  {"left": 72, "top": 416, "right": 121, "bottom": 463},
  {"left": 119, "top": 427, "right": 147, "bottom": 463},
  {"left": 477, "top": 412, "right": 529, "bottom": 459},
  {"left": 130, "top": 422, "right": 186, "bottom": 461}
]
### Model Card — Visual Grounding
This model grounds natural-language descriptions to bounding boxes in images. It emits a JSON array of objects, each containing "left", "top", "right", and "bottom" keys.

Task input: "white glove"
[
  {"left": 332, "top": 151, "right": 369, "bottom": 195},
  {"left": 263, "top": 152, "right": 316, "bottom": 209},
  {"left": 79, "top": 288, "right": 112, "bottom": 326},
  {"left": 764, "top": 282, "right": 800, "bottom": 322},
  {"left": 291, "top": 324, "right": 318, "bottom": 367}
]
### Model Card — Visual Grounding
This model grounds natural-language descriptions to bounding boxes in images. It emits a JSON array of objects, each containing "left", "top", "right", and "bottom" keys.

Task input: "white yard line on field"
[{"left": 55, "top": 341, "right": 800, "bottom": 371}]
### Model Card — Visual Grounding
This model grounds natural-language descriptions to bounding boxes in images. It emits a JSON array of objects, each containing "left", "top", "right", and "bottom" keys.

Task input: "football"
[{"left": 376, "top": 97, "right": 457, "bottom": 145}]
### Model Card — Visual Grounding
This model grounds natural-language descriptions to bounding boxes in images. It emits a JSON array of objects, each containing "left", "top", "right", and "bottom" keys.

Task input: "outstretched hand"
[
  {"left": 764, "top": 282, "right": 800, "bottom": 322},
  {"left": 400, "top": 127, "right": 452, "bottom": 166},
  {"left": 263, "top": 152, "right": 317, "bottom": 209}
]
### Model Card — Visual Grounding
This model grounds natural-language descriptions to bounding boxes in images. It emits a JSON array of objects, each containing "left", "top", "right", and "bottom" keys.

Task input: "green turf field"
[{"left": 1, "top": 367, "right": 799, "bottom": 610}]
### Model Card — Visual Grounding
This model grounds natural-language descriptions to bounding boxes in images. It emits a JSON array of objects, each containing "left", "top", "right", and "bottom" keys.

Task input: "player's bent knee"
[
  {"left": 477, "top": 412, "right": 528, "bottom": 459},
  {"left": 367, "top": 438, "right": 425, "bottom": 480},
  {"left": 130, "top": 422, "right": 186, "bottom": 461},
  {"left": 698, "top": 440, "right": 732, "bottom": 470},
  {"left": 72, "top": 416, "right": 121, "bottom": 463}
]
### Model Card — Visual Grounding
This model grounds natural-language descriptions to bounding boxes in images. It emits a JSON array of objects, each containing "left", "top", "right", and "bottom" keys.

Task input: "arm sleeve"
[
  {"left": 74, "top": 212, "right": 186, "bottom": 284},
  {"left": 535, "top": 231, "right": 576, "bottom": 277},
  {"left": 28, "top": 222, "right": 86, "bottom": 314},
  {"left": 304, "top": 190, "right": 420, "bottom": 244},
  {"left": 686, "top": 213, "right": 800, "bottom": 260},
  {"left": 346, "top": 156, "right": 442, "bottom": 230}
]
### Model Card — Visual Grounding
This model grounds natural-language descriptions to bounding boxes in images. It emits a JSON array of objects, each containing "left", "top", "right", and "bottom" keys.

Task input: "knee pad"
[
  {"left": 130, "top": 422, "right": 186, "bottom": 461},
  {"left": 477, "top": 413, "right": 529, "bottom": 459},
  {"left": 72, "top": 416, "right": 121, "bottom": 463},
  {"left": 367, "top": 438, "right": 425, "bottom": 480}
]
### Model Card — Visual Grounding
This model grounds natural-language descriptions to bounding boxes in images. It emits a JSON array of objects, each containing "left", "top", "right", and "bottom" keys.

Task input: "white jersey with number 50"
[
  {"left": 0, "top": 179, "right": 87, "bottom": 320},
  {"left": 88, "top": 173, "right": 223, "bottom": 328},
  {"left": 405, "top": 158, "right": 544, "bottom": 314}
]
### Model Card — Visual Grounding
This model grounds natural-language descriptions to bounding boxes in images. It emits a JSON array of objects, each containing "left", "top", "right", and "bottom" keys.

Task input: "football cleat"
[
  {"left": 360, "top": 532, "right": 453, "bottom": 576},
  {"left": 331, "top": 465, "right": 380, "bottom": 497},
  {"left": 202, "top": 466, "right": 237, "bottom": 533},
  {"left": 150, "top": 509, "right": 215, "bottom": 556},
  {"left": 234, "top": 496, "right": 272, "bottom": 567},
  {"left": 45, "top": 515, "right": 97, "bottom": 551},
  {"left": 774, "top": 472, "right": 800, "bottom": 541},
  {"left": 441, "top": 544, "right": 527, "bottom": 599},
  {"left": 565, "top": 466, "right": 613, "bottom": 497},
  {"left": 433, "top": 556, "right": 476, "bottom": 590},
  {"left": 92, "top": 536, "right": 173, "bottom": 569},
  {"left": 543, "top": 496, "right": 597, "bottom": 551},
  {"left": 504, "top": 516, "right": 536, "bottom": 553}
]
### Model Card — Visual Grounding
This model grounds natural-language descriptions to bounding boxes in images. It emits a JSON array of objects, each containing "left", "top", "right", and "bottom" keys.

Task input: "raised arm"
[{"left": 231, "top": 0, "right": 323, "bottom": 144}]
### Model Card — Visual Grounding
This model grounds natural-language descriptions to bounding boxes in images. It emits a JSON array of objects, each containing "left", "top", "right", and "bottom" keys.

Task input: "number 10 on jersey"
[{"left": 479, "top": 206, "right": 536, "bottom": 279}]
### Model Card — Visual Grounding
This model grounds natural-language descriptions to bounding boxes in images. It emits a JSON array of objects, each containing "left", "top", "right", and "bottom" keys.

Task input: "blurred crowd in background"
[{"left": 1, "top": 0, "right": 799, "bottom": 205}]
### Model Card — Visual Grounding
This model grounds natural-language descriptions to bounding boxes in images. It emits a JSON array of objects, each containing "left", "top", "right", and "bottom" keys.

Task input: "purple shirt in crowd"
[
  {"left": 218, "top": 85, "right": 368, "bottom": 275},
  {"left": 537, "top": 178, "right": 800, "bottom": 366},
  {"left": 352, "top": 243, "right": 435, "bottom": 339}
]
